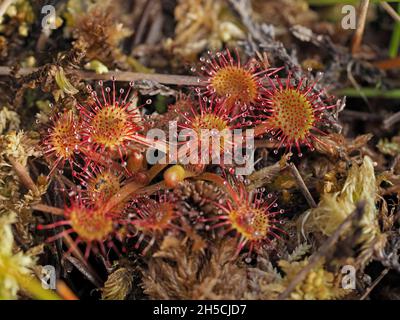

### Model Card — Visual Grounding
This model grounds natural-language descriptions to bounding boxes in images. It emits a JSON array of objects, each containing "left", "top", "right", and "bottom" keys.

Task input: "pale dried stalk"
[
  {"left": 383, "top": 111, "right": 400, "bottom": 129},
  {"left": 289, "top": 162, "right": 317, "bottom": 208},
  {"left": 352, "top": 0, "right": 370, "bottom": 55},
  {"left": 360, "top": 268, "right": 389, "bottom": 300},
  {"left": 31, "top": 203, "right": 64, "bottom": 216},
  {"left": 381, "top": 2, "right": 400, "bottom": 23}
]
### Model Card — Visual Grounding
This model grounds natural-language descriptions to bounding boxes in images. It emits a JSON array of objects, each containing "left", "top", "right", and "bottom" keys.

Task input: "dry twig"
[
  {"left": 7, "top": 156, "right": 39, "bottom": 196},
  {"left": 360, "top": 268, "right": 389, "bottom": 300},
  {"left": 289, "top": 162, "right": 317, "bottom": 208},
  {"left": 31, "top": 203, "right": 64, "bottom": 216},
  {"left": 352, "top": 0, "right": 370, "bottom": 55},
  {"left": 0, "top": 66, "right": 198, "bottom": 86},
  {"left": 383, "top": 111, "right": 400, "bottom": 129},
  {"left": 381, "top": 2, "right": 400, "bottom": 23}
]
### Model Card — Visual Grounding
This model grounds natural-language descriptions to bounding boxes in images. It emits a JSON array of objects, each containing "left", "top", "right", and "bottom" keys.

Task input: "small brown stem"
[
  {"left": 289, "top": 162, "right": 317, "bottom": 208},
  {"left": 278, "top": 203, "right": 364, "bottom": 299},
  {"left": 62, "top": 234, "right": 84, "bottom": 264},
  {"left": 56, "top": 281, "right": 79, "bottom": 300},
  {"left": 351, "top": 0, "right": 370, "bottom": 55},
  {"left": 102, "top": 180, "right": 143, "bottom": 213},
  {"left": 80, "top": 141, "right": 167, "bottom": 176},
  {"left": 8, "top": 156, "right": 39, "bottom": 196},
  {"left": 104, "top": 166, "right": 197, "bottom": 212},
  {"left": 58, "top": 175, "right": 76, "bottom": 190},
  {"left": 374, "top": 57, "right": 400, "bottom": 69},
  {"left": 146, "top": 163, "right": 168, "bottom": 182},
  {"left": 134, "top": 166, "right": 198, "bottom": 196},
  {"left": 32, "top": 203, "right": 64, "bottom": 216}
]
